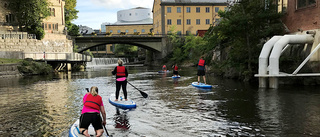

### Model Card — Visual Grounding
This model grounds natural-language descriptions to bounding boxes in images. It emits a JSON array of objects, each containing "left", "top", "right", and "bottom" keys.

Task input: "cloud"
[{"left": 90, "top": 0, "right": 153, "bottom": 9}]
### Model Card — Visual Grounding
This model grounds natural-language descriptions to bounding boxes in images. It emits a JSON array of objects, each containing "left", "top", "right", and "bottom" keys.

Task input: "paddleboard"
[
  {"left": 158, "top": 70, "right": 169, "bottom": 73},
  {"left": 172, "top": 75, "right": 180, "bottom": 79},
  {"left": 191, "top": 82, "right": 212, "bottom": 89},
  {"left": 69, "top": 119, "right": 108, "bottom": 137},
  {"left": 109, "top": 94, "right": 136, "bottom": 109}
]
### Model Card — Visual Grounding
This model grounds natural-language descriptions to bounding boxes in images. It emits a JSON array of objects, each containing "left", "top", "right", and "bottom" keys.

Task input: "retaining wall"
[{"left": 0, "top": 64, "right": 21, "bottom": 78}]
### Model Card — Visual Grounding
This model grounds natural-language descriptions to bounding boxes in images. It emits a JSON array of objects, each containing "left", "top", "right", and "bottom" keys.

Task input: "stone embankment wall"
[
  {"left": 0, "top": 32, "right": 73, "bottom": 59},
  {"left": 0, "top": 64, "right": 21, "bottom": 78}
]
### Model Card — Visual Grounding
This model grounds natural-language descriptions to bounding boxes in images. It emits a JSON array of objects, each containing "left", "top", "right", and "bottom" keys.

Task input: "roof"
[
  {"left": 161, "top": 0, "right": 229, "bottom": 5},
  {"left": 109, "top": 18, "right": 153, "bottom": 26}
]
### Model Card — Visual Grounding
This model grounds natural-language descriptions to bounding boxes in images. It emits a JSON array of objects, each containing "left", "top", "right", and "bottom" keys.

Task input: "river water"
[{"left": 0, "top": 64, "right": 320, "bottom": 137}]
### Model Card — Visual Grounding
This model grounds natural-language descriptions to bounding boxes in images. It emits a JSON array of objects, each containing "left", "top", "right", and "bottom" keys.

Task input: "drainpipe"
[
  {"left": 258, "top": 36, "right": 282, "bottom": 88},
  {"left": 268, "top": 34, "right": 314, "bottom": 88}
]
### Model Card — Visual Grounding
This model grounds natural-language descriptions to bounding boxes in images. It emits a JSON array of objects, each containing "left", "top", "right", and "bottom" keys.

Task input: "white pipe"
[
  {"left": 258, "top": 36, "right": 282, "bottom": 75},
  {"left": 269, "top": 35, "right": 314, "bottom": 75}
]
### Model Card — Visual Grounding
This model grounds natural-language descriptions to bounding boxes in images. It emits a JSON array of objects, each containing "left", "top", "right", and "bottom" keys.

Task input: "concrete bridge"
[{"left": 74, "top": 34, "right": 171, "bottom": 60}]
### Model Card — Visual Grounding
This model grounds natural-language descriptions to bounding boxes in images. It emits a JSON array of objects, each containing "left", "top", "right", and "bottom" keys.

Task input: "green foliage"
[
  {"left": 8, "top": 0, "right": 50, "bottom": 40},
  {"left": 17, "top": 59, "right": 53, "bottom": 75},
  {"left": 68, "top": 23, "right": 80, "bottom": 36},
  {"left": 73, "top": 44, "right": 79, "bottom": 52},
  {"left": 114, "top": 44, "right": 138, "bottom": 58},
  {"left": 206, "top": 0, "right": 285, "bottom": 80},
  {"left": 168, "top": 26, "right": 207, "bottom": 64},
  {"left": 0, "top": 58, "right": 22, "bottom": 64},
  {"left": 65, "top": 0, "right": 79, "bottom": 36}
]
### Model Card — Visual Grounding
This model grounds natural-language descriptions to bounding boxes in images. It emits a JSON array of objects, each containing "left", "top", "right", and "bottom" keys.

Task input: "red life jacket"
[
  {"left": 174, "top": 66, "right": 178, "bottom": 71},
  {"left": 116, "top": 66, "right": 126, "bottom": 76},
  {"left": 198, "top": 59, "right": 205, "bottom": 66},
  {"left": 84, "top": 94, "right": 102, "bottom": 110}
]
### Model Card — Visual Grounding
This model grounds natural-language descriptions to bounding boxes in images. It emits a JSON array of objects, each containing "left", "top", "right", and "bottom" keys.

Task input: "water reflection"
[
  {"left": 113, "top": 108, "right": 130, "bottom": 130},
  {"left": 0, "top": 66, "right": 320, "bottom": 137}
]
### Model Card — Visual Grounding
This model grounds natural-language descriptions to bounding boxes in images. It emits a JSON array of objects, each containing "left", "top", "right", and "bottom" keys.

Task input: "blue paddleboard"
[
  {"left": 158, "top": 70, "right": 169, "bottom": 73},
  {"left": 109, "top": 94, "right": 136, "bottom": 109},
  {"left": 191, "top": 82, "right": 212, "bottom": 89},
  {"left": 69, "top": 119, "right": 108, "bottom": 137},
  {"left": 172, "top": 75, "right": 180, "bottom": 79}
]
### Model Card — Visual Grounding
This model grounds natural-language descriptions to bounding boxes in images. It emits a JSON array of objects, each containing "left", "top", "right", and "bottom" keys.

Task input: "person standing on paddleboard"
[
  {"left": 197, "top": 56, "right": 207, "bottom": 84},
  {"left": 112, "top": 59, "right": 129, "bottom": 101},
  {"left": 172, "top": 63, "right": 179, "bottom": 77},
  {"left": 79, "top": 86, "right": 106, "bottom": 137}
]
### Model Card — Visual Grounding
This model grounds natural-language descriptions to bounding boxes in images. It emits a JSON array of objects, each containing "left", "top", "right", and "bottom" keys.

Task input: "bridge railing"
[
  {"left": 80, "top": 33, "right": 166, "bottom": 37},
  {"left": 0, "top": 31, "right": 36, "bottom": 39},
  {"left": 24, "top": 52, "right": 92, "bottom": 62}
]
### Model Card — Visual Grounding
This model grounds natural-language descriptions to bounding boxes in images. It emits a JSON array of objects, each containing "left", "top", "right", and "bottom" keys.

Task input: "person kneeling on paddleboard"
[
  {"left": 79, "top": 86, "right": 106, "bottom": 137},
  {"left": 112, "top": 59, "right": 129, "bottom": 101}
]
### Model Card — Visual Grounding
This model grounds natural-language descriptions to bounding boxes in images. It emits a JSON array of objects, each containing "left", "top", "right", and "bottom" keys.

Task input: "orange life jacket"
[
  {"left": 198, "top": 59, "right": 205, "bottom": 66},
  {"left": 116, "top": 66, "right": 126, "bottom": 76},
  {"left": 84, "top": 94, "right": 102, "bottom": 110}
]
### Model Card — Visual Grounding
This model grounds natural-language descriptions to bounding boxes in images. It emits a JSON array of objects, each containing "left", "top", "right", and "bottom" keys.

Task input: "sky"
[{"left": 72, "top": 0, "right": 154, "bottom": 30}]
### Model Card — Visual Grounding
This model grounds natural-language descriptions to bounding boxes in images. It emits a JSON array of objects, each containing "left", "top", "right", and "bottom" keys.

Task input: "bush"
[{"left": 18, "top": 59, "right": 53, "bottom": 75}]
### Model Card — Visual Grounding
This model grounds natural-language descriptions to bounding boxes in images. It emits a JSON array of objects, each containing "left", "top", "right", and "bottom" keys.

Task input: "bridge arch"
[
  {"left": 77, "top": 41, "right": 161, "bottom": 53},
  {"left": 74, "top": 36, "right": 171, "bottom": 62}
]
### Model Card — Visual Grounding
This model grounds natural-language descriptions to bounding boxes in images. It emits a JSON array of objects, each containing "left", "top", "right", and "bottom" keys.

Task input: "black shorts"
[
  {"left": 197, "top": 70, "right": 205, "bottom": 76},
  {"left": 79, "top": 112, "right": 103, "bottom": 130},
  {"left": 173, "top": 70, "right": 178, "bottom": 75}
]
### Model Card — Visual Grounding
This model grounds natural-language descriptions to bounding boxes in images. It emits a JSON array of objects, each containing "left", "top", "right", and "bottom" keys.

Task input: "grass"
[{"left": 0, "top": 58, "right": 22, "bottom": 64}]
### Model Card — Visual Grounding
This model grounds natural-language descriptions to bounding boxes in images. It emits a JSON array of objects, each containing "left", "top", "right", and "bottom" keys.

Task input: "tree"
[
  {"left": 65, "top": 0, "right": 79, "bottom": 36},
  {"left": 114, "top": 44, "right": 138, "bottom": 61},
  {"left": 8, "top": 0, "right": 50, "bottom": 39},
  {"left": 206, "top": 0, "right": 285, "bottom": 80}
]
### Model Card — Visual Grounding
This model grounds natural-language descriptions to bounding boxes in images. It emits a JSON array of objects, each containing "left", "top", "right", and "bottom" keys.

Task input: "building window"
[
  {"left": 215, "top": 7, "right": 219, "bottom": 12},
  {"left": 167, "top": 7, "right": 171, "bottom": 13},
  {"left": 177, "top": 19, "right": 181, "bottom": 25},
  {"left": 110, "top": 30, "right": 113, "bottom": 33},
  {"left": 196, "top": 7, "right": 200, "bottom": 13},
  {"left": 125, "top": 30, "right": 129, "bottom": 33},
  {"left": 167, "top": 19, "right": 172, "bottom": 25},
  {"left": 134, "top": 29, "right": 137, "bottom": 32},
  {"left": 129, "top": 13, "right": 132, "bottom": 16},
  {"left": 297, "top": 0, "right": 316, "bottom": 9},
  {"left": 186, "top": 7, "right": 191, "bottom": 13},
  {"left": 206, "top": 19, "right": 210, "bottom": 24},
  {"left": 5, "top": 14, "right": 15, "bottom": 23},
  {"left": 117, "top": 30, "right": 121, "bottom": 33},
  {"left": 186, "top": 19, "right": 191, "bottom": 25},
  {"left": 196, "top": 19, "right": 200, "bottom": 25},
  {"left": 206, "top": 7, "right": 210, "bottom": 13},
  {"left": 53, "top": 8, "right": 55, "bottom": 16},
  {"left": 177, "top": 7, "right": 181, "bottom": 13},
  {"left": 142, "top": 29, "right": 145, "bottom": 33},
  {"left": 177, "top": 31, "right": 181, "bottom": 35}
]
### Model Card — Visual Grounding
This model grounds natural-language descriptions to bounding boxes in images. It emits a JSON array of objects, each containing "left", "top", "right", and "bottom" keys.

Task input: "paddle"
[
  {"left": 127, "top": 81, "right": 148, "bottom": 98},
  {"left": 85, "top": 88, "right": 111, "bottom": 137}
]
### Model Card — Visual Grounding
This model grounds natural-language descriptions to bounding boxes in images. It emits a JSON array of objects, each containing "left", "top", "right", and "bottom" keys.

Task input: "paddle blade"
[{"left": 140, "top": 91, "right": 148, "bottom": 98}]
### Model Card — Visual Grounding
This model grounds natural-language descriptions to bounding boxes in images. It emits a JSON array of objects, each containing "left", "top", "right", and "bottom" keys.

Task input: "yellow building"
[
  {"left": 106, "top": 24, "right": 153, "bottom": 35},
  {"left": 42, "top": 0, "right": 66, "bottom": 35},
  {"left": 153, "top": 0, "right": 228, "bottom": 35}
]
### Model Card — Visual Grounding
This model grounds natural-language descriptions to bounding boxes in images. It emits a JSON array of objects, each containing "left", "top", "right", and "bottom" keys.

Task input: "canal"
[{"left": 0, "top": 64, "right": 319, "bottom": 137}]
